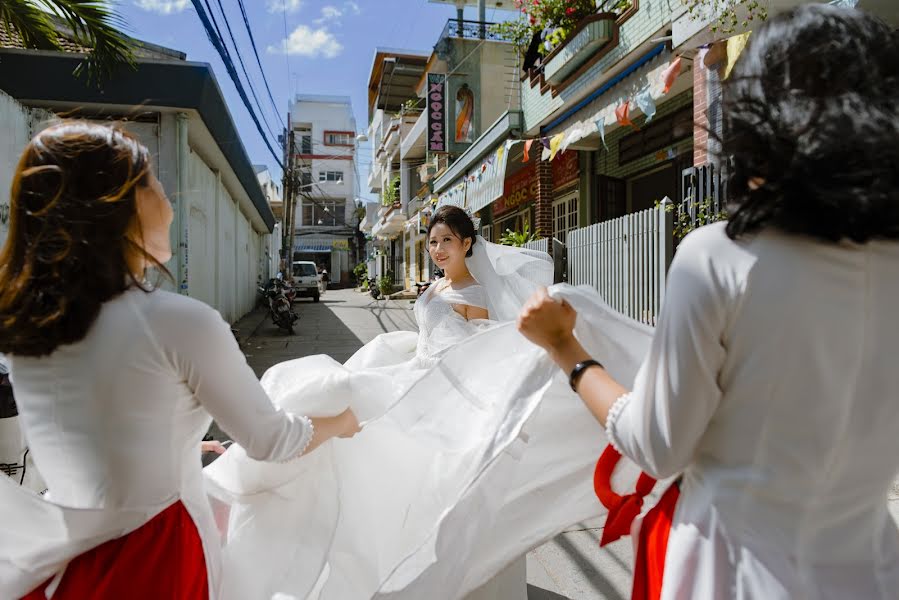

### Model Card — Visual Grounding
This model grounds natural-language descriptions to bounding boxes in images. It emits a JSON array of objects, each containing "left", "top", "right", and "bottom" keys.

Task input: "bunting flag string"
[{"left": 444, "top": 34, "right": 748, "bottom": 170}]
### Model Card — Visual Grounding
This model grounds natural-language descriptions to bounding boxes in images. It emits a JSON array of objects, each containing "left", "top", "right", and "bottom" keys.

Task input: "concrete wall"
[
  {"left": 0, "top": 91, "right": 53, "bottom": 248},
  {"left": 480, "top": 42, "right": 521, "bottom": 121}
]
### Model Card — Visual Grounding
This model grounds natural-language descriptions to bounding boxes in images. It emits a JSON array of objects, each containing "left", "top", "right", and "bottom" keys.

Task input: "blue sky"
[{"left": 116, "top": 0, "right": 516, "bottom": 200}]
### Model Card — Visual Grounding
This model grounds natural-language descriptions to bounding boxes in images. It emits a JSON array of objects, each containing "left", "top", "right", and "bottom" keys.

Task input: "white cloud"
[
  {"left": 314, "top": 5, "right": 343, "bottom": 24},
  {"left": 266, "top": 0, "right": 303, "bottom": 14},
  {"left": 134, "top": 0, "right": 190, "bottom": 15},
  {"left": 267, "top": 25, "right": 343, "bottom": 58},
  {"left": 344, "top": 1, "right": 361, "bottom": 15}
]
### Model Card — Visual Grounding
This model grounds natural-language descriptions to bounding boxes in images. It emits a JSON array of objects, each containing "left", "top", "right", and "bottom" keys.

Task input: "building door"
[
  {"left": 415, "top": 239, "right": 425, "bottom": 282},
  {"left": 629, "top": 164, "right": 677, "bottom": 213},
  {"left": 596, "top": 175, "right": 626, "bottom": 222},
  {"left": 552, "top": 192, "right": 579, "bottom": 245},
  {"left": 404, "top": 243, "right": 411, "bottom": 289}
]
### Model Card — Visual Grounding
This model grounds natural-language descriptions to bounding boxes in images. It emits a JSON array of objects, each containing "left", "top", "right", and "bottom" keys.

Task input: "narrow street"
[{"left": 221, "top": 287, "right": 634, "bottom": 600}]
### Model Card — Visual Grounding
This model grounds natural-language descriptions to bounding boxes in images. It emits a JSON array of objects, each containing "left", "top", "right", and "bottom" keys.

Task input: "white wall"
[
  {"left": 0, "top": 91, "right": 53, "bottom": 249},
  {"left": 187, "top": 149, "right": 266, "bottom": 324},
  {"left": 0, "top": 94, "right": 269, "bottom": 324}
]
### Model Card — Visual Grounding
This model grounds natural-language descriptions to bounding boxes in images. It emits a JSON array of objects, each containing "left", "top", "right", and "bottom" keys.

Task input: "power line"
[
  {"left": 281, "top": 0, "right": 291, "bottom": 100},
  {"left": 234, "top": 0, "right": 285, "bottom": 129},
  {"left": 211, "top": 0, "right": 280, "bottom": 141},
  {"left": 190, "top": 0, "right": 284, "bottom": 169}
]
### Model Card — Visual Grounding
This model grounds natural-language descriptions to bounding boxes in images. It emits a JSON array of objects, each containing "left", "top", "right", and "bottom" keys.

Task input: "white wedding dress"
[{"left": 203, "top": 238, "right": 654, "bottom": 600}]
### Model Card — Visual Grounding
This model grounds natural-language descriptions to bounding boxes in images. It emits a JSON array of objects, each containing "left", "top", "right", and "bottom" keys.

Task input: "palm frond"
[
  {"left": 3, "top": 0, "right": 136, "bottom": 86},
  {"left": 43, "top": 0, "right": 135, "bottom": 84},
  {"left": 0, "top": 0, "right": 61, "bottom": 51}
]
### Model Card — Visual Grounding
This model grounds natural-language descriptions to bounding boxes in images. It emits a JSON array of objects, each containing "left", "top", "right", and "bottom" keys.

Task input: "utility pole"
[
  {"left": 281, "top": 127, "right": 296, "bottom": 281},
  {"left": 286, "top": 128, "right": 299, "bottom": 281}
]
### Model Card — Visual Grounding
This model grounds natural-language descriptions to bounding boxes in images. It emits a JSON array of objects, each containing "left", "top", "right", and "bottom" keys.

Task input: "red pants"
[{"left": 24, "top": 501, "right": 208, "bottom": 599}]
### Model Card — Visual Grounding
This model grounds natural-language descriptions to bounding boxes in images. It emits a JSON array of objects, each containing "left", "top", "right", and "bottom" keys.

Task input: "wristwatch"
[{"left": 569, "top": 359, "right": 604, "bottom": 392}]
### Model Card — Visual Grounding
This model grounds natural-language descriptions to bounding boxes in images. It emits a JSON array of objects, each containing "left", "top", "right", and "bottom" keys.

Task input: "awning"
[
  {"left": 433, "top": 110, "right": 521, "bottom": 194},
  {"left": 293, "top": 237, "right": 350, "bottom": 253},
  {"left": 436, "top": 182, "right": 466, "bottom": 209}
]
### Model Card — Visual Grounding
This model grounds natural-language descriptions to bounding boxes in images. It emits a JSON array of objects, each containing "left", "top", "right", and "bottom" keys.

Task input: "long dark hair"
[
  {"left": 427, "top": 205, "right": 477, "bottom": 257},
  {"left": 0, "top": 122, "right": 167, "bottom": 357},
  {"left": 721, "top": 4, "right": 899, "bottom": 243}
]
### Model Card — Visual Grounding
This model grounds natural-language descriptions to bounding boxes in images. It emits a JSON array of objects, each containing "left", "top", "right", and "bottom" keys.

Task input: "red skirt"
[
  {"left": 23, "top": 500, "right": 208, "bottom": 600},
  {"left": 594, "top": 445, "right": 680, "bottom": 600}
]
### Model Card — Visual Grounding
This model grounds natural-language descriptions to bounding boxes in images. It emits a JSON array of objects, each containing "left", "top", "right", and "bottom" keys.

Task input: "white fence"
[
  {"left": 566, "top": 205, "right": 673, "bottom": 325},
  {"left": 522, "top": 237, "right": 549, "bottom": 254}
]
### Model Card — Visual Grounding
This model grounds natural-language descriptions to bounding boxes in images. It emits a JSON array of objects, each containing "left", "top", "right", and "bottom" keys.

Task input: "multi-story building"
[
  {"left": 365, "top": 49, "right": 430, "bottom": 290},
  {"left": 288, "top": 95, "right": 361, "bottom": 284},
  {"left": 255, "top": 165, "right": 283, "bottom": 279}
]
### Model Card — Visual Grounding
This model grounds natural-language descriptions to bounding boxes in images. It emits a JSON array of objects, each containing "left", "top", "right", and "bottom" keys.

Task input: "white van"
[{"left": 292, "top": 261, "right": 320, "bottom": 302}]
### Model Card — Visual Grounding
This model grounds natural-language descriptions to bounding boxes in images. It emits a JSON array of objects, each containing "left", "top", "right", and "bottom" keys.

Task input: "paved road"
[{"left": 221, "top": 288, "right": 899, "bottom": 600}]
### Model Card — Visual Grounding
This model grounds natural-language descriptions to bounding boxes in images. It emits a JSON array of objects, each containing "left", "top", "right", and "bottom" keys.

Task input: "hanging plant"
[
  {"left": 381, "top": 175, "right": 401, "bottom": 207},
  {"left": 683, "top": 0, "right": 768, "bottom": 34},
  {"left": 492, "top": 0, "right": 632, "bottom": 59}
]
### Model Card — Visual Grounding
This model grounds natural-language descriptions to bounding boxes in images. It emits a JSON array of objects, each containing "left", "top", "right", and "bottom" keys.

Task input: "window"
[
  {"left": 318, "top": 171, "right": 343, "bottom": 182},
  {"left": 299, "top": 135, "right": 313, "bottom": 154},
  {"left": 481, "top": 224, "right": 493, "bottom": 243},
  {"left": 299, "top": 170, "right": 313, "bottom": 187},
  {"left": 324, "top": 132, "right": 352, "bottom": 146},
  {"left": 292, "top": 263, "right": 317, "bottom": 277},
  {"left": 552, "top": 194, "right": 579, "bottom": 244},
  {"left": 301, "top": 200, "right": 345, "bottom": 227},
  {"left": 618, "top": 106, "right": 693, "bottom": 166}
]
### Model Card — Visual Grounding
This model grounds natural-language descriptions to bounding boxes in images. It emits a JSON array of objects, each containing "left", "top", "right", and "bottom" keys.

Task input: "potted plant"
[
  {"left": 499, "top": 226, "right": 541, "bottom": 247},
  {"left": 493, "top": 0, "right": 632, "bottom": 59}
]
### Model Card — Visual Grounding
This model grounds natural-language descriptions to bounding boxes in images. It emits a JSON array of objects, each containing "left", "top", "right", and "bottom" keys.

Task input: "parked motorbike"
[
  {"left": 368, "top": 277, "right": 382, "bottom": 300},
  {"left": 259, "top": 277, "right": 299, "bottom": 334}
]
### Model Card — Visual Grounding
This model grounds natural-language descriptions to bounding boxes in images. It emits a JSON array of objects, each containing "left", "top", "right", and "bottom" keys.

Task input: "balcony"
[
  {"left": 543, "top": 15, "right": 617, "bottom": 87},
  {"left": 437, "top": 19, "right": 512, "bottom": 45}
]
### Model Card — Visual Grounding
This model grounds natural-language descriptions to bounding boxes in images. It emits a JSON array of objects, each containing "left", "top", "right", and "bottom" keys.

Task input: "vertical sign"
[{"left": 427, "top": 73, "right": 447, "bottom": 153}]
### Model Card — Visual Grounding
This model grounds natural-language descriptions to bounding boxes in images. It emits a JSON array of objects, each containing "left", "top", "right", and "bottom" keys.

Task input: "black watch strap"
[{"left": 569, "top": 359, "right": 603, "bottom": 392}]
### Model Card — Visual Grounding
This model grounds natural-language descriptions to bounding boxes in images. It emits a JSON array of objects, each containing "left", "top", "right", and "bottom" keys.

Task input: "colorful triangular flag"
[
  {"left": 661, "top": 56, "right": 682, "bottom": 94},
  {"left": 635, "top": 87, "right": 657, "bottom": 123},
  {"left": 615, "top": 101, "right": 639, "bottom": 131},
  {"left": 523, "top": 139, "right": 534, "bottom": 162},
  {"left": 549, "top": 133, "right": 564, "bottom": 161},
  {"left": 594, "top": 116, "right": 608, "bottom": 151},
  {"left": 722, "top": 31, "right": 751, "bottom": 80}
]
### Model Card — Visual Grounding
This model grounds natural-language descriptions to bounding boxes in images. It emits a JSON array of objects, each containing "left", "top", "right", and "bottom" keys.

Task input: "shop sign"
[
  {"left": 294, "top": 239, "right": 349, "bottom": 253},
  {"left": 494, "top": 162, "right": 537, "bottom": 217},
  {"left": 552, "top": 149, "right": 580, "bottom": 189},
  {"left": 493, "top": 150, "right": 580, "bottom": 217},
  {"left": 427, "top": 73, "right": 447, "bottom": 153}
]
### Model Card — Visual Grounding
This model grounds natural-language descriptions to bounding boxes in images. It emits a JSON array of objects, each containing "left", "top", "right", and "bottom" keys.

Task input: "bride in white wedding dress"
[{"left": 203, "top": 206, "right": 656, "bottom": 600}]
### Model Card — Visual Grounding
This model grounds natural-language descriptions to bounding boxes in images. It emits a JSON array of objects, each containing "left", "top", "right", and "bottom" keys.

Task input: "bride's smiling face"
[{"left": 428, "top": 223, "right": 471, "bottom": 272}]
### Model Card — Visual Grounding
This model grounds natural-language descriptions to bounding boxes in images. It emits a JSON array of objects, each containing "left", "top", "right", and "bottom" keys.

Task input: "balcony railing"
[{"left": 438, "top": 19, "right": 510, "bottom": 43}]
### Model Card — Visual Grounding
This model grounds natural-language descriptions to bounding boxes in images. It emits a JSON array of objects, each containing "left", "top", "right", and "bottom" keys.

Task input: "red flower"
[{"left": 566, "top": 6, "right": 575, "bottom": 14}]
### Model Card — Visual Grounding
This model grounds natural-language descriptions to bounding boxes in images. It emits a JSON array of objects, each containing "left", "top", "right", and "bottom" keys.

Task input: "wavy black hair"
[
  {"left": 721, "top": 4, "right": 899, "bottom": 243},
  {"left": 427, "top": 205, "right": 477, "bottom": 257}
]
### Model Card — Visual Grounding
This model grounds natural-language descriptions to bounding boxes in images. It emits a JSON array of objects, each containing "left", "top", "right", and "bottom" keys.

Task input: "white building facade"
[
  {"left": 0, "top": 47, "right": 277, "bottom": 325},
  {"left": 289, "top": 95, "right": 360, "bottom": 284}
]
